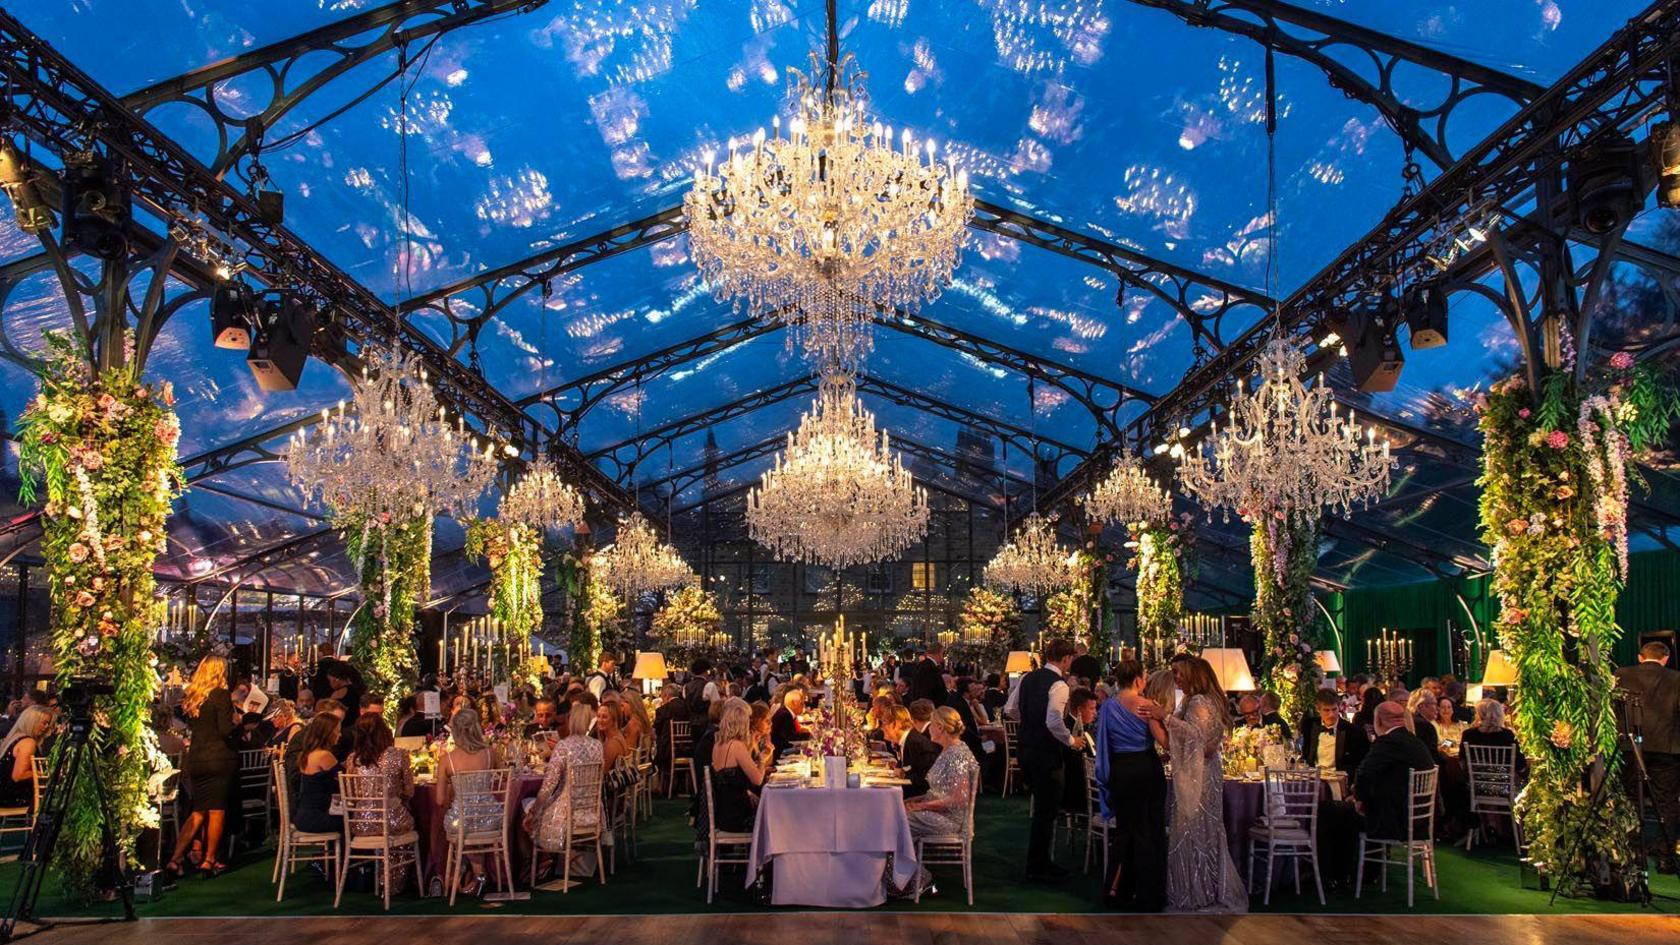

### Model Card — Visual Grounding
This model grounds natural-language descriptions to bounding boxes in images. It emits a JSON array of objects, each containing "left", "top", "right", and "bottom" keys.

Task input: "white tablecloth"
[{"left": 748, "top": 784, "right": 918, "bottom": 908}]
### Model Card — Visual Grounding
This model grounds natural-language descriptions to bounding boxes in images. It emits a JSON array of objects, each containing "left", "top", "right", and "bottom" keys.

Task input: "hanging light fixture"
[
  {"left": 748, "top": 372, "right": 930, "bottom": 569},
  {"left": 500, "top": 457, "right": 585, "bottom": 534},
  {"left": 1084, "top": 449, "right": 1171, "bottom": 526},
  {"left": 591, "top": 512, "right": 695, "bottom": 598},
  {"left": 285, "top": 346, "right": 499, "bottom": 522},
  {"left": 1176, "top": 337, "right": 1393, "bottom": 518},
  {"left": 984, "top": 513, "right": 1074, "bottom": 596},
  {"left": 684, "top": 1, "right": 972, "bottom": 372}
]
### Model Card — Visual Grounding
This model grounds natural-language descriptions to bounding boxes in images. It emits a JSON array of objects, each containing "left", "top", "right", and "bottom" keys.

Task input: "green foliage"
[
  {"left": 574, "top": 572, "right": 626, "bottom": 669},
  {"left": 1128, "top": 521, "right": 1184, "bottom": 667},
  {"left": 955, "top": 586, "right": 1021, "bottom": 670},
  {"left": 1251, "top": 510, "right": 1320, "bottom": 726},
  {"left": 650, "top": 584, "right": 728, "bottom": 668},
  {"left": 15, "top": 331, "right": 183, "bottom": 898},
  {"left": 343, "top": 511, "right": 429, "bottom": 718},
  {"left": 465, "top": 518, "right": 544, "bottom": 677}
]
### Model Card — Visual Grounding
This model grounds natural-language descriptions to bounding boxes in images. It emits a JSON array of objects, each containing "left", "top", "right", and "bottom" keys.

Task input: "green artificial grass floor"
[{"left": 7, "top": 796, "right": 1678, "bottom": 918}]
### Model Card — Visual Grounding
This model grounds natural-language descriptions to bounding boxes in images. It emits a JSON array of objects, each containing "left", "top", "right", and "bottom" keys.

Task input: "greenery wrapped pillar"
[
  {"left": 1128, "top": 520, "right": 1185, "bottom": 667},
  {"left": 345, "top": 512, "right": 430, "bottom": 714},
  {"left": 1251, "top": 509, "right": 1321, "bottom": 726}
]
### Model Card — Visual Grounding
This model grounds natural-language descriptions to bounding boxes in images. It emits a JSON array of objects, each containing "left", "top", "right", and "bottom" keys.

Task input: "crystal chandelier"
[
  {"left": 1176, "top": 338, "right": 1393, "bottom": 518},
  {"left": 685, "top": 48, "right": 972, "bottom": 372},
  {"left": 286, "top": 347, "right": 499, "bottom": 522},
  {"left": 748, "top": 372, "right": 930, "bottom": 569},
  {"left": 984, "top": 513, "right": 1074, "bottom": 596},
  {"left": 591, "top": 512, "right": 694, "bottom": 598},
  {"left": 1084, "top": 449, "right": 1171, "bottom": 526},
  {"left": 500, "top": 458, "right": 585, "bottom": 534}
]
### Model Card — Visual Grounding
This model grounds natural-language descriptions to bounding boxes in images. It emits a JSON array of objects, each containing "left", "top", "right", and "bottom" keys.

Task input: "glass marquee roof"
[{"left": 2, "top": 0, "right": 1677, "bottom": 609}]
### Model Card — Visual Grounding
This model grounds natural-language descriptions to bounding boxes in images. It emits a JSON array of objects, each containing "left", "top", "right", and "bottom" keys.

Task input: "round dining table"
[{"left": 409, "top": 772, "right": 544, "bottom": 894}]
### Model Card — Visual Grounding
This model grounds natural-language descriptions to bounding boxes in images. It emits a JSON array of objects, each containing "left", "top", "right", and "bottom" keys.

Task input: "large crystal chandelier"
[
  {"left": 591, "top": 512, "right": 694, "bottom": 598},
  {"left": 500, "top": 458, "right": 585, "bottom": 534},
  {"left": 1084, "top": 449, "right": 1171, "bottom": 526},
  {"left": 1176, "top": 338, "right": 1393, "bottom": 518},
  {"left": 685, "top": 41, "right": 972, "bottom": 372},
  {"left": 286, "top": 347, "right": 499, "bottom": 522},
  {"left": 984, "top": 513, "right": 1074, "bottom": 596},
  {"left": 748, "top": 372, "right": 930, "bottom": 569}
]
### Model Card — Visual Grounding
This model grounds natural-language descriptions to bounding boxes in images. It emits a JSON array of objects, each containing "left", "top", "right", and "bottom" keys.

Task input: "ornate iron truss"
[
  {"left": 0, "top": 8, "right": 637, "bottom": 518},
  {"left": 1123, "top": 0, "right": 1543, "bottom": 169}
]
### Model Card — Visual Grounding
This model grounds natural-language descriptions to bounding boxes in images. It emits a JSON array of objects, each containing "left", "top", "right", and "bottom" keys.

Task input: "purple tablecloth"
[
  {"left": 748, "top": 784, "right": 918, "bottom": 908},
  {"left": 1167, "top": 775, "right": 1334, "bottom": 880},
  {"left": 411, "top": 774, "right": 543, "bottom": 893}
]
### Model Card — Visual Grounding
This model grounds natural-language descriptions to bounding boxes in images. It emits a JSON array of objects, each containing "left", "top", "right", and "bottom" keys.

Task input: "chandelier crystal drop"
[
  {"left": 500, "top": 457, "right": 585, "bottom": 534},
  {"left": 590, "top": 512, "right": 695, "bottom": 598},
  {"left": 747, "top": 372, "right": 931, "bottom": 569},
  {"left": 1176, "top": 338, "right": 1394, "bottom": 518},
  {"left": 983, "top": 513, "right": 1075, "bottom": 596},
  {"left": 685, "top": 54, "right": 973, "bottom": 372},
  {"left": 285, "top": 347, "right": 499, "bottom": 522},
  {"left": 1084, "top": 450, "right": 1171, "bottom": 527}
]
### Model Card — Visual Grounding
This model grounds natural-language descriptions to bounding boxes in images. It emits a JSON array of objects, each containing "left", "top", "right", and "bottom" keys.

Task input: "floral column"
[
  {"left": 17, "top": 333, "right": 183, "bottom": 895},
  {"left": 1128, "top": 518, "right": 1186, "bottom": 667},
  {"left": 1250, "top": 509, "right": 1320, "bottom": 727},
  {"left": 345, "top": 511, "right": 430, "bottom": 714}
]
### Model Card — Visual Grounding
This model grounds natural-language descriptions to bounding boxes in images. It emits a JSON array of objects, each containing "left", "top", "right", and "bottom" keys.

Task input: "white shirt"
[
  {"left": 702, "top": 681, "right": 720, "bottom": 702},
  {"left": 1003, "top": 664, "right": 1077, "bottom": 748},
  {"left": 586, "top": 672, "right": 609, "bottom": 699}
]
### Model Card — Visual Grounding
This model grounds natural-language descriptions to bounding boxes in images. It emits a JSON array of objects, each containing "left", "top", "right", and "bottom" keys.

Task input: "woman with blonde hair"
[
  {"left": 0, "top": 706, "right": 52, "bottom": 811},
  {"left": 525, "top": 703, "right": 605, "bottom": 879},
  {"left": 893, "top": 706, "right": 978, "bottom": 897},
  {"left": 709, "top": 698, "right": 762, "bottom": 833},
  {"left": 437, "top": 707, "right": 501, "bottom": 897},
  {"left": 621, "top": 689, "right": 653, "bottom": 752},
  {"left": 165, "top": 654, "right": 236, "bottom": 880}
]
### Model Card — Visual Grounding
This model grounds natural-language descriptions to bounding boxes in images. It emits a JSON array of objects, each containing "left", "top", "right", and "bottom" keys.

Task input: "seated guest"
[
  {"left": 982, "top": 674, "right": 1009, "bottom": 717},
  {"left": 347, "top": 715, "right": 416, "bottom": 883},
  {"left": 524, "top": 698, "right": 560, "bottom": 739},
  {"left": 286, "top": 698, "right": 345, "bottom": 803},
  {"left": 152, "top": 704, "right": 187, "bottom": 757},
  {"left": 748, "top": 701, "right": 774, "bottom": 769},
  {"left": 1355, "top": 701, "right": 1437, "bottom": 839},
  {"left": 1460, "top": 699, "right": 1518, "bottom": 750},
  {"left": 895, "top": 706, "right": 980, "bottom": 897},
  {"left": 0, "top": 706, "right": 51, "bottom": 812},
  {"left": 899, "top": 704, "right": 941, "bottom": 799},
  {"left": 393, "top": 696, "right": 418, "bottom": 738},
  {"left": 622, "top": 689, "right": 653, "bottom": 751},
  {"left": 1299, "top": 688, "right": 1369, "bottom": 783},
  {"left": 708, "top": 698, "right": 764, "bottom": 834},
  {"left": 1406, "top": 689, "right": 1442, "bottom": 762},
  {"left": 291, "top": 713, "right": 345, "bottom": 836},
  {"left": 595, "top": 700, "right": 630, "bottom": 773},
  {"left": 1352, "top": 686, "right": 1384, "bottom": 739},
  {"left": 1435, "top": 697, "right": 1465, "bottom": 745},
  {"left": 867, "top": 694, "right": 898, "bottom": 742},
  {"left": 769, "top": 684, "right": 810, "bottom": 765},
  {"left": 437, "top": 708, "right": 501, "bottom": 897},
  {"left": 524, "top": 704, "right": 604, "bottom": 880},
  {"left": 1060, "top": 686, "right": 1097, "bottom": 811},
  {"left": 1258, "top": 691, "right": 1293, "bottom": 743},
  {"left": 266, "top": 699, "right": 302, "bottom": 750},
  {"left": 652, "top": 683, "right": 686, "bottom": 776}
]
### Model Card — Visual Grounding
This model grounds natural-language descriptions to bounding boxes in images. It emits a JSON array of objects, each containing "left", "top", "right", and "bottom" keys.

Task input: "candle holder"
[{"left": 1366, "top": 628, "right": 1414, "bottom": 686}]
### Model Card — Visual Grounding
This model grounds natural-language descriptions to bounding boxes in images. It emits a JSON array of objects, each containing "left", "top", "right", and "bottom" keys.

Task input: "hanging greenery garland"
[
  {"left": 1128, "top": 518, "right": 1186, "bottom": 667},
  {"left": 955, "top": 586, "right": 1021, "bottom": 669},
  {"left": 465, "top": 518, "right": 543, "bottom": 662},
  {"left": 1044, "top": 547, "right": 1104, "bottom": 652},
  {"left": 16, "top": 331, "right": 183, "bottom": 897},
  {"left": 650, "top": 584, "right": 726, "bottom": 667},
  {"left": 1252, "top": 509, "right": 1319, "bottom": 726},
  {"left": 574, "top": 571, "right": 626, "bottom": 670},
  {"left": 343, "top": 511, "right": 429, "bottom": 717},
  {"left": 1477, "top": 352, "right": 1677, "bottom": 887}
]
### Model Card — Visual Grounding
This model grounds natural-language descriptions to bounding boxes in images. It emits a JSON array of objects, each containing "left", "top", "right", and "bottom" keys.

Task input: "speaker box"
[
  {"left": 247, "top": 297, "right": 316, "bottom": 391},
  {"left": 1348, "top": 302, "right": 1404, "bottom": 392},
  {"left": 210, "top": 283, "right": 255, "bottom": 350},
  {"left": 1403, "top": 284, "right": 1448, "bottom": 350}
]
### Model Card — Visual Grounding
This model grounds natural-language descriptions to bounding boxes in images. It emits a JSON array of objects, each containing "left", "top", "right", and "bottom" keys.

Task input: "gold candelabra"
[{"left": 1367, "top": 627, "right": 1414, "bottom": 683}]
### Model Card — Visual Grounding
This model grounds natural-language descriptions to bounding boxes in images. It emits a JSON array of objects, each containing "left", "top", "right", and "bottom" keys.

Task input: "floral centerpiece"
[
  {"left": 16, "top": 331, "right": 183, "bottom": 896},
  {"left": 1477, "top": 348, "right": 1677, "bottom": 887},
  {"left": 954, "top": 586, "right": 1020, "bottom": 669},
  {"left": 1222, "top": 724, "right": 1284, "bottom": 779}
]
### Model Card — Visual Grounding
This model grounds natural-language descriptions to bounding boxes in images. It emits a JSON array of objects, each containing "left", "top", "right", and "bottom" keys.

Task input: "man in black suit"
[
  {"left": 908, "top": 642, "right": 950, "bottom": 707},
  {"left": 1007, "top": 638, "right": 1083, "bottom": 881},
  {"left": 651, "top": 683, "right": 687, "bottom": 779},
  {"left": 982, "top": 673, "right": 1009, "bottom": 717},
  {"left": 1616, "top": 640, "right": 1680, "bottom": 873},
  {"left": 946, "top": 677, "right": 985, "bottom": 758},
  {"left": 1068, "top": 643, "right": 1102, "bottom": 687},
  {"left": 1354, "top": 701, "right": 1436, "bottom": 840},
  {"left": 769, "top": 684, "right": 810, "bottom": 765},
  {"left": 1300, "top": 688, "right": 1369, "bottom": 784},
  {"left": 901, "top": 699, "right": 942, "bottom": 798}
]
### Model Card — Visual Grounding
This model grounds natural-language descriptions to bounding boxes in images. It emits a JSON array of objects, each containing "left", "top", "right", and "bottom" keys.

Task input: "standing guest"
[
  {"left": 437, "top": 708, "right": 501, "bottom": 897},
  {"left": 1007, "top": 637, "right": 1082, "bottom": 882},
  {"left": 652, "top": 683, "right": 686, "bottom": 778},
  {"left": 289, "top": 712, "right": 345, "bottom": 838},
  {"left": 165, "top": 655, "right": 236, "bottom": 880},
  {"left": 585, "top": 654, "right": 618, "bottom": 700},
  {"left": 1161, "top": 657, "right": 1247, "bottom": 914},
  {"left": 0, "top": 706, "right": 52, "bottom": 813},
  {"left": 1069, "top": 643, "right": 1102, "bottom": 688},
  {"left": 769, "top": 684, "right": 810, "bottom": 764},
  {"left": 1615, "top": 641, "right": 1680, "bottom": 874},
  {"left": 908, "top": 643, "right": 950, "bottom": 707},
  {"left": 1094, "top": 661, "right": 1166, "bottom": 911},
  {"left": 321, "top": 665, "right": 363, "bottom": 717},
  {"left": 1300, "top": 688, "right": 1369, "bottom": 783},
  {"left": 347, "top": 715, "right": 416, "bottom": 884}
]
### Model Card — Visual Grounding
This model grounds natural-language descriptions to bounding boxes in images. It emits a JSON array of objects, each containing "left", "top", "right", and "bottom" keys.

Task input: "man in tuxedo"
[
  {"left": 1353, "top": 701, "right": 1436, "bottom": 839},
  {"left": 769, "top": 684, "right": 810, "bottom": 765},
  {"left": 908, "top": 643, "right": 950, "bottom": 707},
  {"left": 585, "top": 654, "right": 618, "bottom": 700},
  {"left": 982, "top": 673, "right": 1009, "bottom": 717},
  {"left": 901, "top": 699, "right": 942, "bottom": 798},
  {"left": 651, "top": 683, "right": 687, "bottom": 779},
  {"left": 1616, "top": 640, "right": 1680, "bottom": 873},
  {"left": 1007, "top": 638, "right": 1083, "bottom": 881},
  {"left": 1061, "top": 687, "right": 1098, "bottom": 811},
  {"left": 1300, "top": 688, "right": 1369, "bottom": 784},
  {"left": 1068, "top": 643, "right": 1102, "bottom": 687}
]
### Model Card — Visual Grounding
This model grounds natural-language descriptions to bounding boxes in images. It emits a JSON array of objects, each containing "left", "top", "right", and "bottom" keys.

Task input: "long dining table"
[{"left": 747, "top": 757, "right": 919, "bottom": 908}]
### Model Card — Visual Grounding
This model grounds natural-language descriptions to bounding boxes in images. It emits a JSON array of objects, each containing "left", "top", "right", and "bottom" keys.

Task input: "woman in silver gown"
[
  {"left": 524, "top": 703, "right": 605, "bottom": 878},
  {"left": 895, "top": 706, "right": 979, "bottom": 897},
  {"left": 1162, "top": 657, "right": 1248, "bottom": 914},
  {"left": 347, "top": 716, "right": 418, "bottom": 881}
]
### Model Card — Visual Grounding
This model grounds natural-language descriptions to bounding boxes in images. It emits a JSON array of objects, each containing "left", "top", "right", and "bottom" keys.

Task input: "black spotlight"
[
  {"left": 1401, "top": 283, "right": 1449, "bottom": 350},
  {"left": 247, "top": 295, "right": 317, "bottom": 392},
  {"left": 210, "top": 281, "right": 258, "bottom": 350},
  {"left": 1348, "top": 295, "right": 1404, "bottom": 392},
  {"left": 0, "top": 142, "right": 54, "bottom": 234},
  {"left": 1653, "top": 120, "right": 1680, "bottom": 210},
  {"left": 1567, "top": 132, "right": 1648, "bottom": 235},
  {"left": 60, "top": 152, "right": 131, "bottom": 260}
]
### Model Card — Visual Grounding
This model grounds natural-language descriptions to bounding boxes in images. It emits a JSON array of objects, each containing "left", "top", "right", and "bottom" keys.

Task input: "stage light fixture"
[
  {"left": 1653, "top": 120, "right": 1680, "bottom": 209},
  {"left": 0, "top": 142, "right": 54, "bottom": 233},
  {"left": 1401, "top": 283, "right": 1449, "bottom": 350},
  {"left": 1347, "top": 296, "right": 1404, "bottom": 393},
  {"left": 1567, "top": 132, "right": 1647, "bottom": 235},
  {"left": 60, "top": 151, "right": 131, "bottom": 260},
  {"left": 247, "top": 294, "right": 317, "bottom": 392},
  {"left": 210, "top": 281, "right": 257, "bottom": 350}
]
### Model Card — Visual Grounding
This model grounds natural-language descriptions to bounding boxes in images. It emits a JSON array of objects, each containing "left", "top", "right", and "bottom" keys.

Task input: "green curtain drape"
[{"left": 1326, "top": 548, "right": 1679, "bottom": 682}]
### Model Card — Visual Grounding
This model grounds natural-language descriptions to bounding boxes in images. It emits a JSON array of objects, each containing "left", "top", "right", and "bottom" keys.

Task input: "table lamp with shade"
[
  {"left": 1004, "top": 650, "right": 1034, "bottom": 676},
  {"left": 631, "top": 651, "right": 669, "bottom": 695},
  {"left": 1203, "top": 647, "right": 1256, "bottom": 692},
  {"left": 1479, "top": 648, "right": 1517, "bottom": 686},
  {"left": 1315, "top": 650, "right": 1342, "bottom": 674}
]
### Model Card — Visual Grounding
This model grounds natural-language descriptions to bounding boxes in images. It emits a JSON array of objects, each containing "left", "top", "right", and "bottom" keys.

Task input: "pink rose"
[
  {"left": 74, "top": 590, "right": 96, "bottom": 608},
  {"left": 80, "top": 450, "right": 104, "bottom": 471},
  {"left": 1517, "top": 408, "right": 1530, "bottom": 419},
  {"left": 68, "top": 542, "right": 89, "bottom": 563},
  {"left": 1546, "top": 430, "right": 1569, "bottom": 450},
  {"left": 97, "top": 393, "right": 116, "bottom": 411},
  {"left": 1505, "top": 518, "right": 1528, "bottom": 536},
  {"left": 1610, "top": 351, "right": 1634, "bottom": 370}
]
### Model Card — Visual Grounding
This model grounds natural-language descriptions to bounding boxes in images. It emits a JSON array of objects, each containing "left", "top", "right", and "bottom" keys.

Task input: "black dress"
[
  {"left": 0, "top": 741, "right": 35, "bottom": 810},
  {"left": 186, "top": 689, "right": 237, "bottom": 814},
  {"left": 292, "top": 762, "right": 342, "bottom": 834},
  {"left": 711, "top": 765, "right": 757, "bottom": 834}
]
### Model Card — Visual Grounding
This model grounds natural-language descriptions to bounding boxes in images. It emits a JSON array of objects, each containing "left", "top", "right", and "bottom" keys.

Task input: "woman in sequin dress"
[
  {"left": 894, "top": 706, "right": 978, "bottom": 897},
  {"left": 347, "top": 715, "right": 417, "bottom": 883},
  {"left": 524, "top": 703, "right": 604, "bottom": 878},
  {"left": 1162, "top": 657, "right": 1248, "bottom": 914},
  {"left": 437, "top": 707, "right": 502, "bottom": 897}
]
